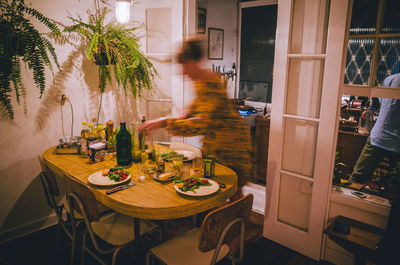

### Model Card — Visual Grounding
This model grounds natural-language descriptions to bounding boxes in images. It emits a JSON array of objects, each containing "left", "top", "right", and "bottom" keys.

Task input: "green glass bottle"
[{"left": 116, "top": 122, "right": 132, "bottom": 166}]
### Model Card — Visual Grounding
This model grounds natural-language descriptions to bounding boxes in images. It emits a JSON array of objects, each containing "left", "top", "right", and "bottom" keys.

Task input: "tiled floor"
[{"left": 0, "top": 216, "right": 333, "bottom": 265}]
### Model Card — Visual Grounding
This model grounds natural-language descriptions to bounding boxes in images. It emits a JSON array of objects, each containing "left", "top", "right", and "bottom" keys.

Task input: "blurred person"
[{"left": 139, "top": 38, "right": 252, "bottom": 201}]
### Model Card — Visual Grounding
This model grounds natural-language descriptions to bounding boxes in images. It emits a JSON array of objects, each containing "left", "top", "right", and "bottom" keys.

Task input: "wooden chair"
[
  {"left": 64, "top": 173, "right": 159, "bottom": 265},
  {"left": 146, "top": 194, "right": 253, "bottom": 265},
  {"left": 39, "top": 156, "right": 109, "bottom": 264},
  {"left": 38, "top": 156, "right": 80, "bottom": 251}
]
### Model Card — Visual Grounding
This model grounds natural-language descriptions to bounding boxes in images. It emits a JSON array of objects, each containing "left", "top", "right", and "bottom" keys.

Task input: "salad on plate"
[
  {"left": 174, "top": 177, "right": 211, "bottom": 192},
  {"left": 102, "top": 167, "right": 130, "bottom": 182}
]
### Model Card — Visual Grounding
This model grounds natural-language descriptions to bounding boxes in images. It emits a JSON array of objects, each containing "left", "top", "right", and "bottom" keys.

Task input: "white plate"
[
  {"left": 88, "top": 171, "right": 131, "bottom": 186},
  {"left": 174, "top": 178, "right": 219, "bottom": 197},
  {"left": 174, "top": 150, "right": 197, "bottom": 161}
]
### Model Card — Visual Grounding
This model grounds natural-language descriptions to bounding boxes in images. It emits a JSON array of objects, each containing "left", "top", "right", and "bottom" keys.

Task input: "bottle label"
[
  {"left": 80, "top": 139, "right": 88, "bottom": 155},
  {"left": 203, "top": 157, "right": 215, "bottom": 178}
]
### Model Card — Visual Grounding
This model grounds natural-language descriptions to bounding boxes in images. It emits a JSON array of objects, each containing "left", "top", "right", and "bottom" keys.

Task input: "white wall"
[
  {"left": 198, "top": 0, "right": 238, "bottom": 98},
  {"left": 0, "top": 0, "right": 155, "bottom": 243}
]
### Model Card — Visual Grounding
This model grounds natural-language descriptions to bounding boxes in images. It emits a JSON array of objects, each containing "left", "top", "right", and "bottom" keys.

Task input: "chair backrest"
[
  {"left": 64, "top": 173, "right": 100, "bottom": 222},
  {"left": 199, "top": 194, "right": 253, "bottom": 252},
  {"left": 169, "top": 141, "right": 203, "bottom": 158},
  {"left": 38, "top": 156, "right": 60, "bottom": 209}
]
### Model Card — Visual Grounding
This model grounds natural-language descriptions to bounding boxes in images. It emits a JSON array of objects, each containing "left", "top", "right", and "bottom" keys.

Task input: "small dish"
[{"left": 153, "top": 172, "right": 176, "bottom": 182}]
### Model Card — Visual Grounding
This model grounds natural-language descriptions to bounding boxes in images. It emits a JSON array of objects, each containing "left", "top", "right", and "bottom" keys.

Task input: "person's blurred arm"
[
  {"left": 165, "top": 103, "right": 212, "bottom": 136},
  {"left": 139, "top": 99, "right": 214, "bottom": 136}
]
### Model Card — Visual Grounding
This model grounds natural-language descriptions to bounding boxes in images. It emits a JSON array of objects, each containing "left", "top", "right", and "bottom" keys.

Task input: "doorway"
[{"left": 238, "top": 1, "right": 278, "bottom": 106}]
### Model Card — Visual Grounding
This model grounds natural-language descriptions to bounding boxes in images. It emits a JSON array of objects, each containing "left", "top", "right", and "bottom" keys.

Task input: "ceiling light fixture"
[{"left": 116, "top": 0, "right": 131, "bottom": 24}]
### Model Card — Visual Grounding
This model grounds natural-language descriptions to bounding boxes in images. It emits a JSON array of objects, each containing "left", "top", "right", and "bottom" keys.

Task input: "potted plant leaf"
[
  {"left": 63, "top": 2, "right": 157, "bottom": 96},
  {"left": 0, "top": 0, "right": 60, "bottom": 121}
]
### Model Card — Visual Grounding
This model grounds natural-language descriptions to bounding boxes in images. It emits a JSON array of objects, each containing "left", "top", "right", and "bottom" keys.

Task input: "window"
[
  {"left": 334, "top": 0, "right": 400, "bottom": 199},
  {"left": 343, "top": 0, "right": 400, "bottom": 96}
]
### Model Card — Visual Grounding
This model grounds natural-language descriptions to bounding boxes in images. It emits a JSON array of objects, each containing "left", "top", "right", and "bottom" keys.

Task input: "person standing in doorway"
[{"left": 350, "top": 69, "right": 400, "bottom": 264}]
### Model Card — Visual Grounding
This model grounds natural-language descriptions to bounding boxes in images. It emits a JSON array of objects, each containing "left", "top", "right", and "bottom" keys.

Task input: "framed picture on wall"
[
  {"left": 208, "top": 28, "right": 224, "bottom": 60},
  {"left": 197, "top": 8, "right": 206, "bottom": 34}
]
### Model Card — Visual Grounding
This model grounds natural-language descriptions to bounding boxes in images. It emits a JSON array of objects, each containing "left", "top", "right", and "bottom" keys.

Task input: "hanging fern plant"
[
  {"left": 0, "top": 0, "right": 60, "bottom": 121},
  {"left": 63, "top": 3, "right": 157, "bottom": 96}
]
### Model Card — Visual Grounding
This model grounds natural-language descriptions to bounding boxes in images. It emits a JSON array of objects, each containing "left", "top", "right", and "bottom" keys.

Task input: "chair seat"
[
  {"left": 150, "top": 228, "right": 229, "bottom": 265},
  {"left": 92, "top": 213, "right": 158, "bottom": 246}
]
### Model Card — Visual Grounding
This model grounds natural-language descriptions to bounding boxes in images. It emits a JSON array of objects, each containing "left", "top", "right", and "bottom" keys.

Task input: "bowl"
[{"left": 59, "top": 136, "right": 81, "bottom": 145}]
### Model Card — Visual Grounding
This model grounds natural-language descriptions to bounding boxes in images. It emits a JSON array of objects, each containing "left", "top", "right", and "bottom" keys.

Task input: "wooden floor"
[{"left": 0, "top": 216, "right": 333, "bottom": 265}]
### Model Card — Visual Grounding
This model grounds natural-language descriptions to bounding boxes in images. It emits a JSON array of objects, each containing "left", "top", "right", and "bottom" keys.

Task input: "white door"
[
  {"left": 132, "top": 0, "right": 191, "bottom": 142},
  {"left": 264, "top": 0, "right": 350, "bottom": 260}
]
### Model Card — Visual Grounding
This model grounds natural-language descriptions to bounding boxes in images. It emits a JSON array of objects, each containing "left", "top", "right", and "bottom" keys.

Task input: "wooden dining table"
[{"left": 42, "top": 144, "right": 238, "bottom": 264}]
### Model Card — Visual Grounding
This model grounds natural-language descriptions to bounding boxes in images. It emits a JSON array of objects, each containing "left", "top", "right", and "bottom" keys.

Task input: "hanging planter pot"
[{"left": 63, "top": 5, "right": 157, "bottom": 96}]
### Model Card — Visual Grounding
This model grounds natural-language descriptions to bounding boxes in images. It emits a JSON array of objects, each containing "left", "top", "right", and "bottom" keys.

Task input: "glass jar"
[{"left": 130, "top": 122, "right": 141, "bottom": 162}]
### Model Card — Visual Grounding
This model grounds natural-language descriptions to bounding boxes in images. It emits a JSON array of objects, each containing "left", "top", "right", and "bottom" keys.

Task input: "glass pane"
[
  {"left": 381, "top": 0, "right": 400, "bottom": 34},
  {"left": 290, "top": 0, "right": 329, "bottom": 54},
  {"left": 375, "top": 38, "right": 400, "bottom": 86},
  {"left": 146, "top": 8, "right": 171, "bottom": 54},
  {"left": 286, "top": 59, "right": 324, "bottom": 118},
  {"left": 239, "top": 5, "right": 277, "bottom": 103},
  {"left": 349, "top": 0, "right": 379, "bottom": 35},
  {"left": 146, "top": 59, "right": 172, "bottom": 100},
  {"left": 282, "top": 118, "right": 318, "bottom": 177},
  {"left": 278, "top": 173, "right": 312, "bottom": 231},
  {"left": 344, "top": 39, "right": 374, "bottom": 86}
]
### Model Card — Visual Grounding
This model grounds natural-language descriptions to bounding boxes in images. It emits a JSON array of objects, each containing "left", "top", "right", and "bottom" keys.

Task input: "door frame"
[{"left": 264, "top": 0, "right": 351, "bottom": 260}]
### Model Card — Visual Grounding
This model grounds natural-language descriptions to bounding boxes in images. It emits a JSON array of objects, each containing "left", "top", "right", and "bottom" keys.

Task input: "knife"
[{"left": 106, "top": 182, "right": 136, "bottom": 195}]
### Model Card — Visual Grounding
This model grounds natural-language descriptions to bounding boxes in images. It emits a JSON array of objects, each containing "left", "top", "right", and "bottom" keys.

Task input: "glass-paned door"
[{"left": 264, "top": 0, "right": 350, "bottom": 260}]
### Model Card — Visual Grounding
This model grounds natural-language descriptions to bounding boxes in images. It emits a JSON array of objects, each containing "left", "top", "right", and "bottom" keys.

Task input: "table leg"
[{"left": 134, "top": 217, "right": 141, "bottom": 265}]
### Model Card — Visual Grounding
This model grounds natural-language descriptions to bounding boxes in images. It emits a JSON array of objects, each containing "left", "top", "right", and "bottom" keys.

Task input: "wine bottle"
[
  {"left": 116, "top": 122, "right": 132, "bottom": 166},
  {"left": 106, "top": 120, "right": 114, "bottom": 141}
]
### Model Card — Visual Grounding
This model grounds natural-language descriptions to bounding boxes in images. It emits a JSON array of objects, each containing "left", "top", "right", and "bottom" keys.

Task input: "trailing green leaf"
[{"left": 0, "top": 0, "right": 60, "bottom": 121}]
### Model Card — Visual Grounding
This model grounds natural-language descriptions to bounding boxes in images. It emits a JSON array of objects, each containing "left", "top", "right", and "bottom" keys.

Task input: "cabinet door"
[
  {"left": 264, "top": 0, "right": 350, "bottom": 260},
  {"left": 132, "top": 0, "right": 185, "bottom": 142}
]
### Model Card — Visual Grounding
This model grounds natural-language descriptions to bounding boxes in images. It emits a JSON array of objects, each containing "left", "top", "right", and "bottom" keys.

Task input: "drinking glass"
[
  {"left": 182, "top": 163, "right": 191, "bottom": 177},
  {"left": 192, "top": 157, "right": 204, "bottom": 177},
  {"left": 171, "top": 155, "right": 184, "bottom": 177}
]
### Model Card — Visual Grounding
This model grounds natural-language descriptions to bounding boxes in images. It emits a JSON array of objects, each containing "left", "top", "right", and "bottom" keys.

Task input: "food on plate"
[
  {"left": 174, "top": 177, "right": 211, "bottom": 192},
  {"left": 161, "top": 151, "right": 187, "bottom": 161},
  {"left": 158, "top": 172, "right": 175, "bottom": 181},
  {"left": 102, "top": 167, "right": 129, "bottom": 182}
]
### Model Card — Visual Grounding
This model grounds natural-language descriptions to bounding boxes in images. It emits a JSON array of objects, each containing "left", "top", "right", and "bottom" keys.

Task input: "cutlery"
[
  {"left": 106, "top": 182, "right": 136, "bottom": 195},
  {"left": 218, "top": 183, "right": 226, "bottom": 188}
]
